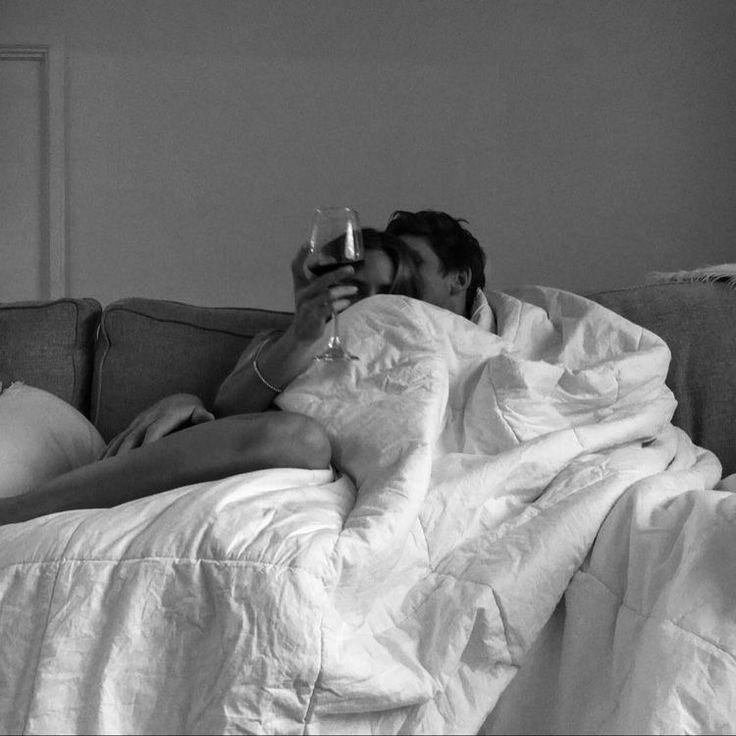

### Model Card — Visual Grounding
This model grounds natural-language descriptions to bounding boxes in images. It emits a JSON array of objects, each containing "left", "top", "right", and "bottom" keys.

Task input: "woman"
[{"left": 0, "top": 230, "right": 420, "bottom": 525}]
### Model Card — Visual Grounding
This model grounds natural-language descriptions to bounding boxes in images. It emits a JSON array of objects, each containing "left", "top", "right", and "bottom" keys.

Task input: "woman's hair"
[{"left": 360, "top": 228, "right": 421, "bottom": 299}]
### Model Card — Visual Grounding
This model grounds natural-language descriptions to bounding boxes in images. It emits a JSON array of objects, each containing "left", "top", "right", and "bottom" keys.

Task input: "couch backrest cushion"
[
  {"left": 0, "top": 298, "right": 101, "bottom": 416},
  {"left": 588, "top": 281, "right": 736, "bottom": 476},
  {"left": 90, "top": 298, "right": 293, "bottom": 442},
  {"left": 89, "top": 287, "right": 736, "bottom": 476}
]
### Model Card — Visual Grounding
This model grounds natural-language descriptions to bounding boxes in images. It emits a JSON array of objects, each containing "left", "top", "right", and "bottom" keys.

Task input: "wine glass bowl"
[{"left": 304, "top": 207, "right": 364, "bottom": 361}]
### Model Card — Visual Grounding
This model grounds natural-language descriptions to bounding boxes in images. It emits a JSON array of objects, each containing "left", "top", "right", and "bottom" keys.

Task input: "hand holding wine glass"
[
  {"left": 288, "top": 255, "right": 356, "bottom": 342},
  {"left": 303, "top": 207, "right": 364, "bottom": 361}
]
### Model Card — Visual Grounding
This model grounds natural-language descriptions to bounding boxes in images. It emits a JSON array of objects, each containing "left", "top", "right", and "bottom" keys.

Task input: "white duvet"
[{"left": 0, "top": 289, "right": 727, "bottom": 734}]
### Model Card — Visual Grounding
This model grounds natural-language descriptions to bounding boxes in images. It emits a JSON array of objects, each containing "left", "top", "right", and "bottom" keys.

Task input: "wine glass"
[{"left": 304, "top": 207, "right": 364, "bottom": 361}]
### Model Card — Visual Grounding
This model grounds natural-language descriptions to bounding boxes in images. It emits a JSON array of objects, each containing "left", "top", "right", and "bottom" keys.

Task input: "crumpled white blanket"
[
  {"left": 0, "top": 289, "right": 723, "bottom": 735},
  {"left": 485, "top": 447, "right": 736, "bottom": 735}
]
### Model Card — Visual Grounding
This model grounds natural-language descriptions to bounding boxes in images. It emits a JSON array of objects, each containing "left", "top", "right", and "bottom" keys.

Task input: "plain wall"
[{"left": 2, "top": 0, "right": 735, "bottom": 309}]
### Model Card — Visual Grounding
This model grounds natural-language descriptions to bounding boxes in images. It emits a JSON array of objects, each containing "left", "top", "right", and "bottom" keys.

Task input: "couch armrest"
[
  {"left": 588, "top": 281, "right": 736, "bottom": 476},
  {"left": 0, "top": 298, "right": 101, "bottom": 416}
]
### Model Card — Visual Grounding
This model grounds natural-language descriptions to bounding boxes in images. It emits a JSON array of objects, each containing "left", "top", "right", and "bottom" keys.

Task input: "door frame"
[{"left": 0, "top": 44, "right": 66, "bottom": 298}]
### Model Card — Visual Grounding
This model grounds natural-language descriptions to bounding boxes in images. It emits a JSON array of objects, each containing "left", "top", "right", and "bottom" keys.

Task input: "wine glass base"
[{"left": 314, "top": 346, "right": 359, "bottom": 362}]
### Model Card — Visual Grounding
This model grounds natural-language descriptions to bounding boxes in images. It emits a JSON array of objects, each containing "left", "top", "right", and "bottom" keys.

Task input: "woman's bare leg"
[{"left": 0, "top": 412, "right": 331, "bottom": 526}]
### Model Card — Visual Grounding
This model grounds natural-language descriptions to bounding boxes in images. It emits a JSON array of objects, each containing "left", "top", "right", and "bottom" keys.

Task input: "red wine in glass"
[{"left": 308, "top": 259, "right": 362, "bottom": 278}]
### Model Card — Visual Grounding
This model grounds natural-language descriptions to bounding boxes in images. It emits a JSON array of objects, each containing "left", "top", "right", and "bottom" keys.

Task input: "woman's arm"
[
  {"left": 213, "top": 249, "right": 358, "bottom": 417},
  {"left": 212, "top": 328, "right": 317, "bottom": 416}
]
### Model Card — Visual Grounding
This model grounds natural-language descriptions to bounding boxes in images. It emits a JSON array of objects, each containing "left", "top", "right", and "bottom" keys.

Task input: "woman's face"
[{"left": 349, "top": 249, "right": 395, "bottom": 301}]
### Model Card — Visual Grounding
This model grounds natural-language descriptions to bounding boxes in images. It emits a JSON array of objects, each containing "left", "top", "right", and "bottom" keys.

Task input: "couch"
[
  {"left": 1, "top": 281, "right": 735, "bottom": 734},
  {"left": 1, "top": 281, "right": 734, "bottom": 475}
]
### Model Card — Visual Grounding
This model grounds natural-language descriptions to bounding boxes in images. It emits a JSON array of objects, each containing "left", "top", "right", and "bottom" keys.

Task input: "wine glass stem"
[{"left": 330, "top": 309, "right": 341, "bottom": 346}]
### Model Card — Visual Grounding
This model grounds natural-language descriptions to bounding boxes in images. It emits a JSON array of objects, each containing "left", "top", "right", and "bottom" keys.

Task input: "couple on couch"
[{"left": 0, "top": 210, "right": 488, "bottom": 526}]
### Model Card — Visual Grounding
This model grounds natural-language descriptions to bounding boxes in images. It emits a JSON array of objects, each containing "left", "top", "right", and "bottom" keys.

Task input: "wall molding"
[{"left": 0, "top": 45, "right": 67, "bottom": 298}]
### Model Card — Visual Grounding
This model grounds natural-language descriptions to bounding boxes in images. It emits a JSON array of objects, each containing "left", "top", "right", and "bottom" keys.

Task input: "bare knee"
[
  {"left": 225, "top": 412, "right": 331, "bottom": 471},
  {"left": 261, "top": 412, "right": 331, "bottom": 469}
]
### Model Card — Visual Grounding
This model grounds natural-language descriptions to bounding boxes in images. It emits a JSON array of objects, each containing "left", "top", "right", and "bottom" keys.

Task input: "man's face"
[{"left": 398, "top": 235, "right": 455, "bottom": 312}]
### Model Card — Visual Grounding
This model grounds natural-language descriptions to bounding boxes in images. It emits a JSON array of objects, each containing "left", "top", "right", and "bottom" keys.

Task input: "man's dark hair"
[{"left": 385, "top": 210, "right": 486, "bottom": 317}]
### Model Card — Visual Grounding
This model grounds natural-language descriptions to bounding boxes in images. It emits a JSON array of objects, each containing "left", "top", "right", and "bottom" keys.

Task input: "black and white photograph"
[{"left": 1, "top": 1, "right": 735, "bottom": 733}]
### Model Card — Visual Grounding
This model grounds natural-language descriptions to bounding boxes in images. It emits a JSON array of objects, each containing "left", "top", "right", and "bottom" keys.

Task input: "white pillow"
[{"left": 0, "top": 382, "right": 105, "bottom": 498}]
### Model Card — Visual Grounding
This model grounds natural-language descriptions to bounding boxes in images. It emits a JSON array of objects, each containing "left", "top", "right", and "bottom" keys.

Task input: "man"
[{"left": 386, "top": 210, "right": 487, "bottom": 320}]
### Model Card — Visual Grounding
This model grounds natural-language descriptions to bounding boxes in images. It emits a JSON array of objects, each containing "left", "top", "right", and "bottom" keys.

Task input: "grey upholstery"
[
  {"left": 0, "top": 298, "right": 101, "bottom": 416},
  {"left": 1, "top": 284, "right": 732, "bottom": 474},
  {"left": 589, "top": 281, "right": 735, "bottom": 476},
  {"left": 90, "top": 298, "right": 292, "bottom": 441}
]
